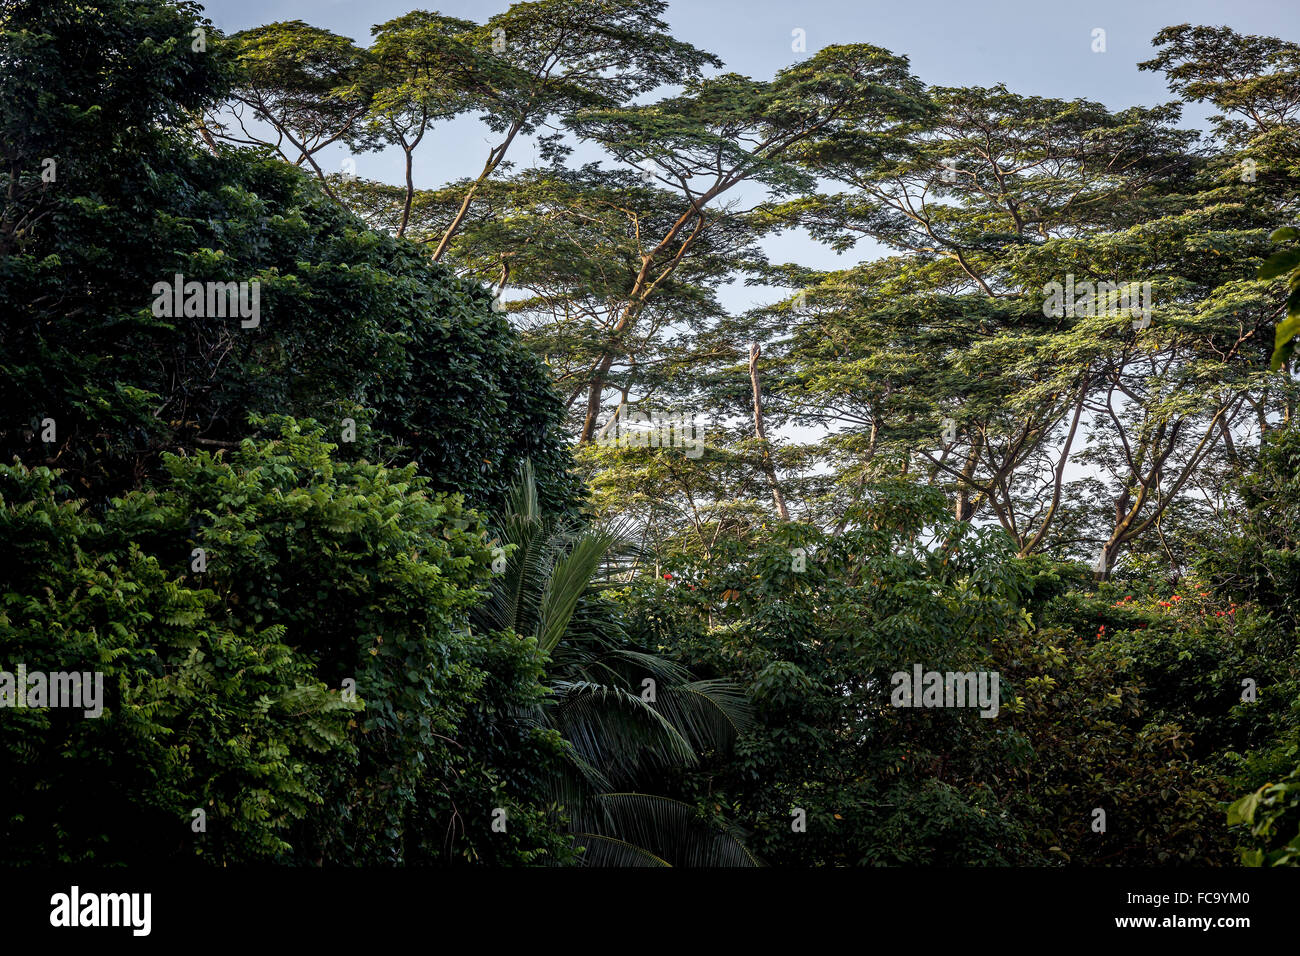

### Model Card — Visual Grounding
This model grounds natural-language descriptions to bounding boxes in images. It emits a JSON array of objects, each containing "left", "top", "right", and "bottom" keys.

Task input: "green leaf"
[
  {"left": 1270, "top": 309, "right": 1300, "bottom": 370},
  {"left": 1258, "top": 249, "right": 1300, "bottom": 280},
  {"left": 1226, "top": 791, "right": 1260, "bottom": 826}
]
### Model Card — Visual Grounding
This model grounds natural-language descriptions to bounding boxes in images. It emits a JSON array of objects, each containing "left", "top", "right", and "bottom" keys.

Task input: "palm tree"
[{"left": 472, "top": 462, "right": 758, "bottom": 866}]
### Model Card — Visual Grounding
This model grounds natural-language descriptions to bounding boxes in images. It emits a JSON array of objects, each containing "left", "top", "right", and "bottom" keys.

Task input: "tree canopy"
[{"left": 3, "top": 0, "right": 1300, "bottom": 875}]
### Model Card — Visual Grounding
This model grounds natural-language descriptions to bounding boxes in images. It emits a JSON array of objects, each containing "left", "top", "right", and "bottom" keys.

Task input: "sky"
[{"left": 204, "top": 0, "right": 1300, "bottom": 106}]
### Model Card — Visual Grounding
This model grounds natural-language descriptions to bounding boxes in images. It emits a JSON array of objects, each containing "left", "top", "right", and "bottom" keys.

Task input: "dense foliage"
[
  {"left": 2, "top": 0, "right": 1299, "bottom": 868},
  {"left": 0, "top": 421, "right": 572, "bottom": 864},
  {"left": 0, "top": 0, "right": 578, "bottom": 514}
]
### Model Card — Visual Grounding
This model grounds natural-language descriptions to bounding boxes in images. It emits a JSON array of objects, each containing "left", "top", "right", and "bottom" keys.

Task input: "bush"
[
  {"left": 0, "top": 0, "right": 579, "bottom": 514},
  {"left": 0, "top": 420, "right": 572, "bottom": 864}
]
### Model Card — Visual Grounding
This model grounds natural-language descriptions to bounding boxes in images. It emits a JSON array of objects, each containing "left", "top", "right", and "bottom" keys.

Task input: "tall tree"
[
  {"left": 748, "top": 73, "right": 1293, "bottom": 571},
  {"left": 218, "top": 1, "right": 721, "bottom": 261},
  {"left": 564, "top": 44, "right": 931, "bottom": 442},
  {"left": 364, "top": 12, "right": 495, "bottom": 237},
  {"left": 211, "top": 21, "right": 374, "bottom": 199}
]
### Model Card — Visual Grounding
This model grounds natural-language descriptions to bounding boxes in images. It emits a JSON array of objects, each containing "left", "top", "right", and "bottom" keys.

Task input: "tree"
[
  {"left": 1229, "top": 771, "right": 1300, "bottom": 865},
  {"left": 1258, "top": 227, "right": 1300, "bottom": 369},
  {"left": 622, "top": 481, "right": 1238, "bottom": 865},
  {"left": 0, "top": 0, "right": 579, "bottom": 514},
  {"left": 739, "top": 64, "right": 1293, "bottom": 575},
  {"left": 362, "top": 12, "right": 498, "bottom": 237},
  {"left": 1139, "top": 24, "right": 1300, "bottom": 148},
  {"left": 220, "top": 1, "right": 722, "bottom": 261},
  {"left": 211, "top": 20, "right": 375, "bottom": 196},
  {"left": 1140, "top": 23, "right": 1300, "bottom": 384},
  {"left": 563, "top": 44, "right": 931, "bottom": 442},
  {"left": 624, "top": 480, "right": 1038, "bottom": 865},
  {"left": 426, "top": 164, "right": 757, "bottom": 423},
  {"left": 474, "top": 463, "right": 757, "bottom": 865}
]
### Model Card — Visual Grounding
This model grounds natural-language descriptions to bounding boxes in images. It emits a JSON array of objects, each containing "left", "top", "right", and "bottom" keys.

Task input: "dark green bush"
[
  {"left": 0, "top": 420, "right": 572, "bottom": 865},
  {"left": 0, "top": 0, "right": 579, "bottom": 514}
]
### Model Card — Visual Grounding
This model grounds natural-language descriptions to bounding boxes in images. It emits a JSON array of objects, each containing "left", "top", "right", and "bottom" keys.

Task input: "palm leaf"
[
  {"left": 652, "top": 679, "right": 756, "bottom": 755},
  {"left": 550, "top": 680, "right": 699, "bottom": 779},
  {"left": 572, "top": 793, "right": 760, "bottom": 867},
  {"left": 536, "top": 525, "right": 622, "bottom": 653},
  {"left": 570, "top": 832, "right": 671, "bottom": 867}
]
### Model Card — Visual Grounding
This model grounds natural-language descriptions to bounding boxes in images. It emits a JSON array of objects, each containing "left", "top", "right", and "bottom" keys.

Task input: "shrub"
[{"left": 0, "top": 420, "right": 572, "bottom": 864}]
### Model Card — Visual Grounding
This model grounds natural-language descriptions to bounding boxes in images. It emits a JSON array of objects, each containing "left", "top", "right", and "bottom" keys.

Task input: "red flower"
[{"left": 663, "top": 573, "right": 673, "bottom": 580}]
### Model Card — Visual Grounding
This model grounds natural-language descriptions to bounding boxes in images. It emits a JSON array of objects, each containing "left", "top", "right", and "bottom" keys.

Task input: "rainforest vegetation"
[{"left": 2, "top": 0, "right": 1299, "bottom": 867}]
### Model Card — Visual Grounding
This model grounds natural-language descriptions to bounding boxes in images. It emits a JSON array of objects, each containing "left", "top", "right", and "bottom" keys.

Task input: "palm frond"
[
  {"left": 573, "top": 793, "right": 760, "bottom": 867},
  {"left": 653, "top": 679, "right": 756, "bottom": 755},
  {"left": 550, "top": 680, "right": 699, "bottom": 779},
  {"left": 536, "top": 525, "right": 622, "bottom": 653},
  {"left": 482, "top": 459, "right": 759, "bottom": 867},
  {"left": 569, "top": 832, "right": 671, "bottom": 867},
  {"left": 506, "top": 459, "right": 540, "bottom": 521}
]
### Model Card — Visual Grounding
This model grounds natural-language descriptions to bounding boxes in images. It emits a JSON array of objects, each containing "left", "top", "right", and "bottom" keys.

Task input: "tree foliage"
[
  {"left": 0, "top": 421, "right": 572, "bottom": 864},
  {"left": 6, "top": 0, "right": 1300, "bottom": 869}
]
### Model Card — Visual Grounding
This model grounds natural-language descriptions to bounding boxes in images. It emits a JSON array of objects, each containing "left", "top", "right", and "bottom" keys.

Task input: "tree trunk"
[{"left": 749, "top": 342, "right": 790, "bottom": 521}]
